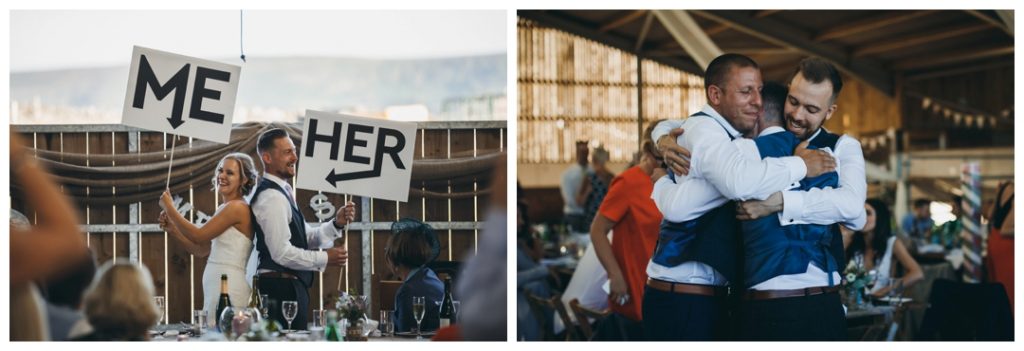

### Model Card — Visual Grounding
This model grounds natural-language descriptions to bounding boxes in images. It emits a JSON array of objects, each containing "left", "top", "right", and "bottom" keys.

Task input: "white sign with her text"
[
  {"left": 296, "top": 110, "right": 418, "bottom": 202},
  {"left": 121, "top": 46, "right": 241, "bottom": 144}
]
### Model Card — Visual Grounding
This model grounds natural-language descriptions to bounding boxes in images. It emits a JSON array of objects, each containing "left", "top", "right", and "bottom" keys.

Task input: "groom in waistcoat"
[{"left": 251, "top": 128, "right": 356, "bottom": 330}]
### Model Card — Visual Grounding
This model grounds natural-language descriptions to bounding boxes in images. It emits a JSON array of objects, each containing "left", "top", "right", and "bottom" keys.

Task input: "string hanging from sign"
[{"left": 239, "top": 10, "right": 246, "bottom": 63}]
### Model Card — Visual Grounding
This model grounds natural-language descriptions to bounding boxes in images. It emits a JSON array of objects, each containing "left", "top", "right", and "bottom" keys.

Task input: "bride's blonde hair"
[{"left": 212, "top": 152, "right": 259, "bottom": 198}]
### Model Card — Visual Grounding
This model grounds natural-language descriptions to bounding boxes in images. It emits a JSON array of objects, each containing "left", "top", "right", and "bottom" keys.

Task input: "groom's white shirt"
[{"left": 252, "top": 173, "right": 342, "bottom": 272}]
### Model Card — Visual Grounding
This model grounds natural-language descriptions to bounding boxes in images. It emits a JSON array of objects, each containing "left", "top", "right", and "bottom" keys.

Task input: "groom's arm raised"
[{"left": 305, "top": 200, "right": 356, "bottom": 249}]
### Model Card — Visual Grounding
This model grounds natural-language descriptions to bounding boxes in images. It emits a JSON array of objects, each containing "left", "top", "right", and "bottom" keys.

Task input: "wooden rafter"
[
  {"left": 635, "top": 11, "right": 655, "bottom": 52},
  {"left": 892, "top": 45, "right": 1013, "bottom": 70},
  {"left": 814, "top": 10, "right": 936, "bottom": 42},
  {"left": 705, "top": 23, "right": 731, "bottom": 36},
  {"left": 599, "top": 10, "right": 647, "bottom": 33},
  {"left": 852, "top": 23, "right": 990, "bottom": 57},
  {"left": 754, "top": 10, "right": 781, "bottom": 18},
  {"left": 904, "top": 59, "right": 1013, "bottom": 81},
  {"left": 517, "top": 10, "right": 704, "bottom": 75},
  {"left": 720, "top": 47, "right": 796, "bottom": 55},
  {"left": 964, "top": 10, "right": 1013, "bottom": 36},
  {"left": 691, "top": 10, "right": 894, "bottom": 95}
]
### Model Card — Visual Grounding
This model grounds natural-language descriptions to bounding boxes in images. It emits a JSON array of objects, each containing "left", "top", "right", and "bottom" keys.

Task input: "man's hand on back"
[
  {"left": 656, "top": 127, "right": 691, "bottom": 176},
  {"left": 795, "top": 140, "right": 836, "bottom": 178}
]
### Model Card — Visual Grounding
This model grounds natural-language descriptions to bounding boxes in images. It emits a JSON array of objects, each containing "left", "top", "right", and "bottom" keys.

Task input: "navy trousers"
[
  {"left": 641, "top": 286, "right": 728, "bottom": 341},
  {"left": 260, "top": 276, "right": 309, "bottom": 331},
  {"left": 738, "top": 291, "right": 846, "bottom": 341}
]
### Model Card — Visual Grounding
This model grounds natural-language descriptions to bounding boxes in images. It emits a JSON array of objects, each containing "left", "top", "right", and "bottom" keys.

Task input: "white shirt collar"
[
  {"left": 759, "top": 125, "right": 786, "bottom": 137},
  {"left": 262, "top": 173, "right": 293, "bottom": 193},
  {"left": 700, "top": 104, "right": 743, "bottom": 139},
  {"left": 807, "top": 127, "right": 825, "bottom": 142}
]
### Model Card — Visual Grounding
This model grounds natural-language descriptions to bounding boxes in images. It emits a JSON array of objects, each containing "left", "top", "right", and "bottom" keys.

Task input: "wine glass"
[
  {"left": 888, "top": 278, "right": 906, "bottom": 307},
  {"left": 282, "top": 300, "right": 298, "bottom": 333},
  {"left": 153, "top": 296, "right": 166, "bottom": 325},
  {"left": 412, "top": 296, "right": 425, "bottom": 340}
]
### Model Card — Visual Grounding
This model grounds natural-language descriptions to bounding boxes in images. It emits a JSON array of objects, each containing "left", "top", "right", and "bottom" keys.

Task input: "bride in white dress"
[{"left": 158, "top": 152, "right": 259, "bottom": 327}]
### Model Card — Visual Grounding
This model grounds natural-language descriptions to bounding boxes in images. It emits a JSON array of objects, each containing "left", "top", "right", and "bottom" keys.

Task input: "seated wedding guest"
[
  {"left": 517, "top": 199, "right": 554, "bottom": 341},
  {"left": 902, "top": 198, "right": 934, "bottom": 240},
  {"left": 43, "top": 249, "right": 97, "bottom": 340},
  {"left": 9, "top": 132, "right": 88, "bottom": 340},
  {"left": 386, "top": 218, "right": 445, "bottom": 333},
  {"left": 845, "top": 199, "right": 923, "bottom": 297},
  {"left": 588, "top": 128, "right": 666, "bottom": 340},
  {"left": 74, "top": 261, "right": 160, "bottom": 341}
]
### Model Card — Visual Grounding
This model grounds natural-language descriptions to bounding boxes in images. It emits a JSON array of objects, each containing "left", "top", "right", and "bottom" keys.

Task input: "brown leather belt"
[
  {"left": 742, "top": 285, "right": 840, "bottom": 301},
  {"left": 259, "top": 271, "right": 299, "bottom": 280},
  {"left": 646, "top": 278, "right": 728, "bottom": 297}
]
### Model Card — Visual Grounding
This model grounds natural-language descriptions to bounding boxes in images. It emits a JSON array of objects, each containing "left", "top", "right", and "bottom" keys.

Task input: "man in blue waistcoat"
[
  {"left": 250, "top": 128, "right": 356, "bottom": 330},
  {"left": 643, "top": 54, "right": 838, "bottom": 341},
  {"left": 656, "top": 58, "right": 866, "bottom": 340}
]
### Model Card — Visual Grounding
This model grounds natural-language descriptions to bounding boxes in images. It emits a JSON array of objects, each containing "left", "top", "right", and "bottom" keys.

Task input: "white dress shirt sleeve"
[
  {"left": 689, "top": 123, "right": 807, "bottom": 201},
  {"left": 651, "top": 175, "right": 724, "bottom": 223},
  {"left": 779, "top": 135, "right": 868, "bottom": 230},
  {"left": 305, "top": 220, "right": 343, "bottom": 249},
  {"left": 252, "top": 190, "right": 328, "bottom": 271},
  {"left": 650, "top": 119, "right": 687, "bottom": 143}
]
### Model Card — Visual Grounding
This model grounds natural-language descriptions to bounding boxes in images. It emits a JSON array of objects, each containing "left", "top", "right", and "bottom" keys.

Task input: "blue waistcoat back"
[
  {"left": 251, "top": 178, "right": 315, "bottom": 287},
  {"left": 741, "top": 129, "right": 845, "bottom": 288},
  {"left": 650, "top": 112, "right": 743, "bottom": 284}
]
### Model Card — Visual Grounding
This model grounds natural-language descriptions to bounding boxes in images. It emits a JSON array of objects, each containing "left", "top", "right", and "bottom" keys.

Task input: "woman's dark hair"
[
  {"left": 384, "top": 218, "right": 440, "bottom": 270},
  {"left": 846, "top": 198, "right": 893, "bottom": 266}
]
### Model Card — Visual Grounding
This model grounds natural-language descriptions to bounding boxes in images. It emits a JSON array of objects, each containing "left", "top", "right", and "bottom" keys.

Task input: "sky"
[{"left": 10, "top": 10, "right": 507, "bottom": 72}]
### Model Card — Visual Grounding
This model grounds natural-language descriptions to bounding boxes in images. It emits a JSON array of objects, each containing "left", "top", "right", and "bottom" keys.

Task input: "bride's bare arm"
[{"left": 160, "top": 191, "right": 248, "bottom": 243}]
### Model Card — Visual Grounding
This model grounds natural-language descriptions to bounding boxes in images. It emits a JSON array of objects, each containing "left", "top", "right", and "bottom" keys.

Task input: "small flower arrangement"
[
  {"left": 335, "top": 291, "right": 369, "bottom": 325},
  {"left": 843, "top": 256, "right": 876, "bottom": 309}
]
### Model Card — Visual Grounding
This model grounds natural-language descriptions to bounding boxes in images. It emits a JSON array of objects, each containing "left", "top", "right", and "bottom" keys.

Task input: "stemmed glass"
[
  {"left": 153, "top": 296, "right": 166, "bottom": 339},
  {"left": 282, "top": 300, "right": 298, "bottom": 333},
  {"left": 888, "top": 278, "right": 906, "bottom": 307},
  {"left": 260, "top": 294, "right": 270, "bottom": 319},
  {"left": 154, "top": 296, "right": 166, "bottom": 325},
  {"left": 412, "top": 296, "right": 426, "bottom": 340}
]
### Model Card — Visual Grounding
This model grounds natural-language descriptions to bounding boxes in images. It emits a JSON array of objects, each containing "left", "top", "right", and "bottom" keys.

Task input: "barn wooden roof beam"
[
  {"left": 517, "top": 10, "right": 704, "bottom": 75},
  {"left": 892, "top": 45, "right": 1013, "bottom": 70},
  {"left": 599, "top": 10, "right": 647, "bottom": 33},
  {"left": 654, "top": 10, "right": 722, "bottom": 69},
  {"left": 814, "top": 10, "right": 936, "bottom": 42},
  {"left": 853, "top": 23, "right": 990, "bottom": 57},
  {"left": 691, "top": 10, "right": 894, "bottom": 95},
  {"left": 965, "top": 10, "right": 1013, "bottom": 36}
]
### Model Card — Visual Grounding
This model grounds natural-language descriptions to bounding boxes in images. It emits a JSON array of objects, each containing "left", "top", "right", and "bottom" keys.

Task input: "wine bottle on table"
[
  {"left": 439, "top": 277, "right": 455, "bottom": 327},
  {"left": 216, "top": 274, "right": 233, "bottom": 332},
  {"left": 248, "top": 276, "right": 262, "bottom": 310}
]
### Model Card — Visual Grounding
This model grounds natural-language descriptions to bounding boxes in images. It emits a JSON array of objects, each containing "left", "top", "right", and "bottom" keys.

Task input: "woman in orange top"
[
  {"left": 590, "top": 135, "right": 665, "bottom": 338},
  {"left": 986, "top": 181, "right": 1014, "bottom": 311}
]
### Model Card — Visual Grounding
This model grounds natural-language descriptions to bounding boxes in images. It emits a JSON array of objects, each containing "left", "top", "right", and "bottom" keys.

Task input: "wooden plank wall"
[{"left": 13, "top": 125, "right": 505, "bottom": 325}]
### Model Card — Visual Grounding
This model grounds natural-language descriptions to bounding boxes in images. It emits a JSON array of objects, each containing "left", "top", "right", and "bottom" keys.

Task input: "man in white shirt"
[
  {"left": 641, "top": 54, "right": 836, "bottom": 341},
  {"left": 561, "top": 141, "right": 590, "bottom": 233},
  {"left": 655, "top": 58, "right": 866, "bottom": 340},
  {"left": 250, "top": 128, "right": 356, "bottom": 330}
]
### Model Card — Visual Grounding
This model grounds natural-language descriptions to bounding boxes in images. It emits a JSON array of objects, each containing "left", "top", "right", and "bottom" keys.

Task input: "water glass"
[
  {"left": 193, "top": 309, "right": 208, "bottom": 334},
  {"left": 153, "top": 296, "right": 166, "bottom": 325},
  {"left": 312, "top": 309, "right": 324, "bottom": 328},
  {"left": 379, "top": 310, "right": 394, "bottom": 337}
]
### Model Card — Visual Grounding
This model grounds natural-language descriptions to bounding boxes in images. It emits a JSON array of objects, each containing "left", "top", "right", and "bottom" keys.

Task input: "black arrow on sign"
[
  {"left": 167, "top": 115, "right": 185, "bottom": 129},
  {"left": 325, "top": 168, "right": 381, "bottom": 187}
]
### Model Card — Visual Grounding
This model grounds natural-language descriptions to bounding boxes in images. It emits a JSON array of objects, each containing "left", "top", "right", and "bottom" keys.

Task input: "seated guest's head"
[
  {"left": 847, "top": 199, "right": 894, "bottom": 265},
  {"left": 912, "top": 198, "right": 931, "bottom": 218},
  {"left": 212, "top": 152, "right": 259, "bottom": 200},
  {"left": 81, "top": 260, "right": 159, "bottom": 340},
  {"left": 385, "top": 218, "right": 440, "bottom": 279},
  {"left": 44, "top": 248, "right": 96, "bottom": 310}
]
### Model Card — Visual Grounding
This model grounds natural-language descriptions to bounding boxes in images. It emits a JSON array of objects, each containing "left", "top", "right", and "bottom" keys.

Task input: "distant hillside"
[{"left": 10, "top": 54, "right": 506, "bottom": 114}]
